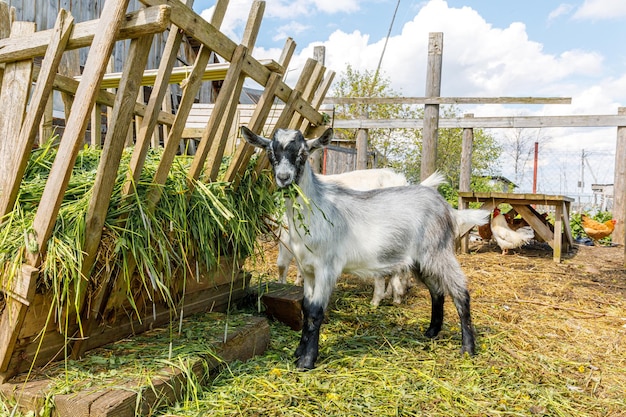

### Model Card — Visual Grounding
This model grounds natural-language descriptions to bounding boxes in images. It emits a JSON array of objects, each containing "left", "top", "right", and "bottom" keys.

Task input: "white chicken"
[{"left": 490, "top": 207, "right": 535, "bottom": 255}]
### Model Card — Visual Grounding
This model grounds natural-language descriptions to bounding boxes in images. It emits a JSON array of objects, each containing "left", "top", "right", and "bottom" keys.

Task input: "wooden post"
[
  {"left": 421, "top": 32, "right": 443, "bottom": 181},
  {"left": 459, "top": 113, "right": 473, "bottom": 252},
  {"left": 614, "top": 107, "right": 625, "bottom": 253},
  {"left": 356, "top": 119, "right": 369, "bottom": 170}
]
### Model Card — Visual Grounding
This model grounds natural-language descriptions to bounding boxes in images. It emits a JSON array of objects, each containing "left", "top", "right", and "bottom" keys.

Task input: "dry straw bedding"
[
  {"left": 2, "top": 240, "right": 624, "bottom": 416},
  {"left": 191, "top": 240, "right": 625, "bottom": 417}
]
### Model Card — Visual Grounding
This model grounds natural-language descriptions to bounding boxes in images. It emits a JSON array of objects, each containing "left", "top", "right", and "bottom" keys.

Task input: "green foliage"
[{"left": 331, "top": 66, "right": 502, "bottom": 205}]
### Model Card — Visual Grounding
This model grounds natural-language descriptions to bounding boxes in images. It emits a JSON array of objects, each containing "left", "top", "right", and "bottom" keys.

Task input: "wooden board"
[
  {"left": 259, "top": 283, "right": 304, "bottom": 331},
  {"left": 0, "top": 314, "right": 270, "bottom": 417}
]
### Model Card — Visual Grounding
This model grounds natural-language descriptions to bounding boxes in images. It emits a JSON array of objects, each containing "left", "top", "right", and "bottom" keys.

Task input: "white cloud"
[
  {"left": 547, "top": 3, "right": 574, "bottom": 22},
  {"left": 272, "top": 21, "right": 312, "bottom": 42},
  {"left": 573, "top": 0, "right": 626, "bottom": 20}
]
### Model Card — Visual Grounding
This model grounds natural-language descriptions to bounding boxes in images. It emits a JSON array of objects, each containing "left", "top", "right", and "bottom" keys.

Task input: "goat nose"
[{"left": 276, "top": 173, "right": 291, "bottom": 184}]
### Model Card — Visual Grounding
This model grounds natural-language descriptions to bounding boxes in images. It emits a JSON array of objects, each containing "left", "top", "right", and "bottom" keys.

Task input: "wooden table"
[{"left": 458, "top": 192, "right": 575, "bottom": 262}]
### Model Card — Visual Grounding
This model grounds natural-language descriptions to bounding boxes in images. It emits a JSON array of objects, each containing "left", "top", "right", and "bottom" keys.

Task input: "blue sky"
[{"left": 191, "top": 0, "right": 626, "bottom": 195}]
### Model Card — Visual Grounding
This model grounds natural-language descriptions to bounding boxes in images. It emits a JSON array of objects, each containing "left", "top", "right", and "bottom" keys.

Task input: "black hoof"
[{"left": 424, "top": 326, "right": 441, "bottom": 339}]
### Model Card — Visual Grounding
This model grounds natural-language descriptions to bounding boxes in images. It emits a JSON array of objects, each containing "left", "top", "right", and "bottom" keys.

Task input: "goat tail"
[
  {"left": 419, "top": 171, "right": 447, "bottom": 189},
  {"left": 454, "top": 208, "right": 491, "bottom": 236}
]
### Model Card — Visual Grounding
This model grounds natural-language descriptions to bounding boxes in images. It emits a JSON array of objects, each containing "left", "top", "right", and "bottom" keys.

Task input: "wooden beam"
[
  {"left": 28, "top": 0, "right": 132, "bottom": 265},
  {"left": 0, "top": 5, "right": 171, "bottom": 63},
  {"left": 225, "top": 37, "right": 297, "bottom": 186},
  {"left": 0, "top": 22, "right": 36, "bottom": 217},
  {"left": 185, "top": 44, "right": 247, "bottom": 188},
  {"left": 331, "top": 114, "right": 626, "bottom": 129},
  {"left": 0, "top": 10, "right": 74, "bottom": 218},
  {"left": 324, "top": 96, "right": 572, "bottom": 105},
  {"left": 44, "top": 70, "right": 176, "bottom": 126}
]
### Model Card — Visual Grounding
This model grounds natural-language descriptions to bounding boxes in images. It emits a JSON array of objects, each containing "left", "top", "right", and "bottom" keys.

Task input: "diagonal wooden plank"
[
  {"left": 224, "top": 71, "right": 283, "bottom": 186},
  {"left": 183, "top": 44, "right": 247, "bottom": 192},
  {"left": 139, "top": 0, "right": 325, "bottom": 127},
  {"left": 202, "top": 0, "right": 264, "bottom": 183},
  {"left": 28, "top": 0, "right": 132, "bottom": 266},
  {"left": 0, "top": 1, "right": 10, "bottom": 85},
  {"left": 0, "top": 22, "right": 35, "bottom": 216},
  {"left": 143, "top": 44, "right": 215, "bottom": 209},
  {"left": 82, "top": 35, "right": 154, "bottom": 288},
  {"left": 225, "top": 37, "right": 297, "bottom": 186},
  {"left": 71, "top": 35, "right": 154, "bottom": 358},
  {"left": 126, "top": 0, "right": 199, "bottom": 196},
  {"left": 0, "top": 10, "right": 74, "bottom": 218}
]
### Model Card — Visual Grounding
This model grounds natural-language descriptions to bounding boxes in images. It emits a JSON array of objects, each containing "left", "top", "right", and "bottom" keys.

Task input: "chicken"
[
  {"left": 581, "top": 214, "right": 616, "bottom": 244},
  {"left": 490, "top": 207, "right": 535, "bottom": 255},
  {"left": 478, "top": 222, "right": 493, "bottom": 242}
]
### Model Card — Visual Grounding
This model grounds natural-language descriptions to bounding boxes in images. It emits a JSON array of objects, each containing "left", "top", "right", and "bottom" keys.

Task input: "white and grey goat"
[
  {"left": 277, "top": 168, "right": 409, "bottom": 306},
  {"left": 242, "top": 126, "right": 484, "bottom": 369}
]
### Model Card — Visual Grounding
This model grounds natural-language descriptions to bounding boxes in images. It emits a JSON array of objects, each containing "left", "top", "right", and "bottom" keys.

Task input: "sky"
[{"left": 192, "top": 0, "right": 626, "bottom": 198}]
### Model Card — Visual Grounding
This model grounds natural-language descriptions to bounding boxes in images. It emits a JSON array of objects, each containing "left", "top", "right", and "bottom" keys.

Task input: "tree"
[
  {"left": 500, "top": 127, "right": 551, "bottom": 187},
  {"left": 332, "top": 66, "right": 502, "bottom": 204}
]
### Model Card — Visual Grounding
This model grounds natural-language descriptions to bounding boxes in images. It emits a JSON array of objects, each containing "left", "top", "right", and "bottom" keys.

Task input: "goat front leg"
[
  {"left": 295, "top": 296, "right": 325, "bottom": 370},
  {"left": 295, "top": 268, "right": 336, "bottom": 370}
]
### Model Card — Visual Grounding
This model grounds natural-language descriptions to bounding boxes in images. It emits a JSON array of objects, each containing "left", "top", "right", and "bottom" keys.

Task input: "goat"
[
  {"left": 276, "top": 168, "right": 409, "bottom": 306},
  {"left": 242, "top": 126, "right": 482, "bottom": 369}
]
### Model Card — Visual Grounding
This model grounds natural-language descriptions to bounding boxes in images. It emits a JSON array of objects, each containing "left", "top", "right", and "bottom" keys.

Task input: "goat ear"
[
  {"left": 240, "top": 126, "right": 271, "bottom": 148},
  {"left": 306, "top": 128, "right": 333, "bottom": 151}
]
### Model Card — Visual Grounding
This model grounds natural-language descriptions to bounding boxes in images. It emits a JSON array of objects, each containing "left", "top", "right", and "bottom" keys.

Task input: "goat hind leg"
[
  {"left": 450, "top": 288, "right": 476, "bottom": 355},
  {"left": 424, "top": 289, "right": 445, "bottom": 339}
]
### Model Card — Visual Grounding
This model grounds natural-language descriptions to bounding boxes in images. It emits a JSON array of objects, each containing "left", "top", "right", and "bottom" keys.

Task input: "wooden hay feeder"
[{"left": 0, "top": 0, "right": 333, "bottom": 410}]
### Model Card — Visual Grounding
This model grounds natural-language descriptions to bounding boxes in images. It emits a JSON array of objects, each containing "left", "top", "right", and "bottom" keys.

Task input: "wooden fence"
[
  {"left": 326, "top": 32, "right": 626, "bottom": 261},
  {"left": 0, "top": 0, "right": 332, "bottom": 382}
]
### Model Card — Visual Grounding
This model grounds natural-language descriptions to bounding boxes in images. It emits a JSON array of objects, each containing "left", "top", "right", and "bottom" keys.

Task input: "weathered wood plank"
[
  {"left": 0, "top": 22, "right": 35, "bottom": 216},
  {"left": 225, "top": 71, "right": 284, "bottom": 185},
  {"left": 2, "top": 314, "right": 268, "bottom": 416},
  {"left": 81, "top": 35, "right": 154, "bottom": 303},
  {"left": 2, "top": 270, "right": 247, "bottom": 380},
  {"left": 0, "top": 1, "right": 11, "bottom": 87},
  {"left": 331, "top": 115, "right": 626, "bottom": 129},
  {"left": 125, "top": 5, "right": 191, "bottom": 194},
  {"left": 29, "top": 0, "right": 132, "bottom": 265},
  {"left": 40, "top": 69, "right": 176, "bottom": 126},
  {"left": 0, "top": 265, "right": 38, "bottom": 376},
  {"left": 184, "top": 45, "right": 247, "bottom": 188},
  {"left": 422, "top": 32, "right": 443, "bottom": 181},
  {"left": 0, "top": 10, "right": 74, "bottom": 218},
  {"left": 324, "top": 96, "right": 572, "bottom": 105},
  {"left": 204, "top": 0, "right": 264, "bottom": 182},
  {"left": 0, "top": 5, "right": 171, "bottom": 63}
]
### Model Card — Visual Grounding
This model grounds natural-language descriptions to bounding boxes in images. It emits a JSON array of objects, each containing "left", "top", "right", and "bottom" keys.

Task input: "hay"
[
  {"left": 160, "top": 241, "right": 625, "bottom": 416},
  {"left": 3, "top": 226, "right": 624, "bottom": 416}
]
